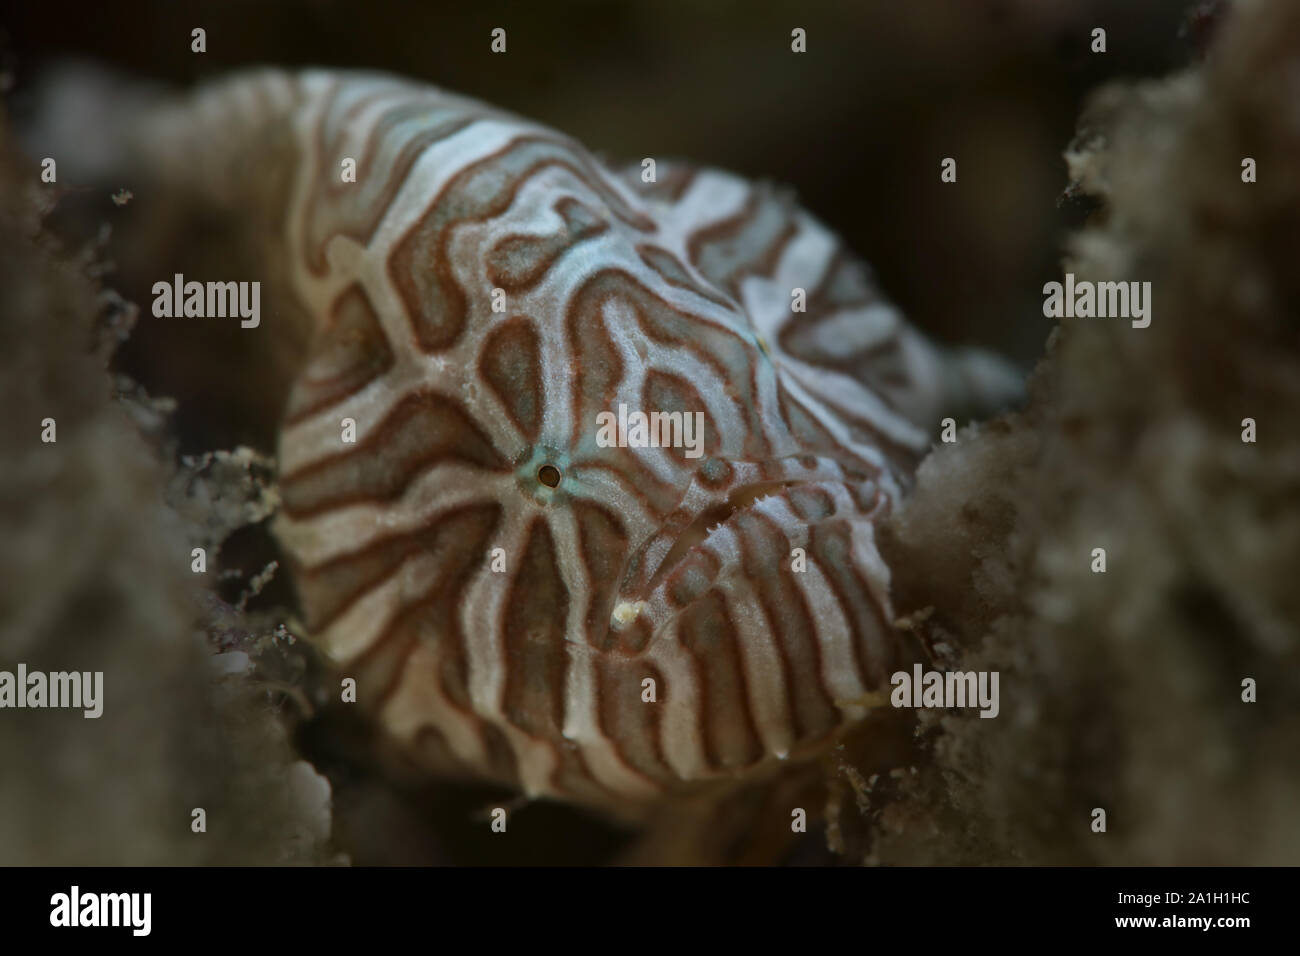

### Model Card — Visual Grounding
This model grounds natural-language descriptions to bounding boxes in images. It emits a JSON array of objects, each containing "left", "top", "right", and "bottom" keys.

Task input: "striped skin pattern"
[{"left": 121, "top": 70, "right": 1014, "bottom": 817}]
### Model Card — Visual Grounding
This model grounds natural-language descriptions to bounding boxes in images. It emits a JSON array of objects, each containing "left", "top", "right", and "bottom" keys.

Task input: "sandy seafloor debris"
[
  {"left": 1, "top": 0, "right": 1297, "bottom": 865},
  {"left": 0, "top": 133, "right": 337, "bottom": 865},
  {"left": 874, "top": 0, "right": 1300, "bottom": 865}
]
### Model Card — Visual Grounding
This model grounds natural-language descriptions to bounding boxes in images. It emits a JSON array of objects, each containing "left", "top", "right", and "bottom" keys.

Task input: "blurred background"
[
  {"left": 2, "top": 0, "right": 1196, "bottom": 367},
  {"left": 11, "top": 0, "right": 1277, "bottom": 867}
]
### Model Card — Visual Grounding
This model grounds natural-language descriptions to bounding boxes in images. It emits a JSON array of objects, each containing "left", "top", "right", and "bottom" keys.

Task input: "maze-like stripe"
[{"left": 147, "top": 68, "right": 995, "bottom": 814}]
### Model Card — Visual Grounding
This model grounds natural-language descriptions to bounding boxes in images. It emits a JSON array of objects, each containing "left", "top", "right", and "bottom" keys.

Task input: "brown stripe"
[
  {"left": 786, "top": 484, "right": 836, "bottom": 523},
  {"left": 777, "top": 390, "right": 875, "bottom": 476},
  {"left": 304, "top": 92, "right": 478, "bottom": 274},
  {"left": 479, "top": 316, "right": 543, "bottom": 442},
  {"left": 736, "top": 510, "right": 838, "bottom": 741},
  {"left": 285, "top": 283, "right": 394, "bottom": 425},
  {"left": 336, "top": 506, "right": 501, "bottom": 712},
  {"left": 566, "top": 458, "right": 680, "bottom": 525},
  {"left": 549, "top": 738, "right": 621, "bottom": 806},
  {"left": 348, "top": 619, "right": 420, "bottom": 715},
  {"left": 294, "top": 503, "right": 501, "bottom": 634},
  {"left": 485, "top": 197, "right": 608, "bottom": 292},
  {"left": 641, "top": 369, "right": 720, "bottom": 465},
  {"left": 635, "top": 243, "right": 733, "bottom": 309},
  {"left": 676, "top": 589, "right": 763, "bottom": 770},
  {"left": 566, "top": 267, "right": 769, "bottom": 460},
  {"left": 478, "top": 720, "right": 522, "bottom": 785},
  {"left": 624, "top": 160, "right": 696, "bottom": 202},
  {"left": 665, "top": 548, "right": 722, "bottom": 610},
  {"left": 280, "top": 389, "right": 506, "bottom": 518},
  {"left": 807, "top": 521, "right": 897, "bottom": 689},
  {"left": 685, "top": 186, "right": 799, "bottom": 298},
  {"left": 500, "top": 517, "right": 570, "bottom": 741},
  {"left": 390, "top": 136, "right": 653, "bottom": 353},
  {"left": 571, "top": 501, "right": 629, "bottom": 649},
  {"left": 595, "top": 656, "right": 673, "bottom": 783}
]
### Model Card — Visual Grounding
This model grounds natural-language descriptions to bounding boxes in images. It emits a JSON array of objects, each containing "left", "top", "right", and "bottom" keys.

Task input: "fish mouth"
[
  {"left": 612, "top": 454, "right": 887, "bottom": 614},
  {"left": 643, "top": 479, "right": 803, "bottom": 593}
]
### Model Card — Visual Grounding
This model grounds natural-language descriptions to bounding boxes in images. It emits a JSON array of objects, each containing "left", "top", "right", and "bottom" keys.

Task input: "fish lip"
[
  {"left": 605, "top": 482, "right": 790, "bottom": 634},
  {"left": 637, "top": 473, "right": 873, "bottom": 599},
  {"left": 612, "top": 454, "right": 882, "bottom": 607},
  {"left": 653, "top": 483, "right": 790, "bottom": 575},
  {"left": 655, "top": 481, "right": 785, "bottom": 572}
]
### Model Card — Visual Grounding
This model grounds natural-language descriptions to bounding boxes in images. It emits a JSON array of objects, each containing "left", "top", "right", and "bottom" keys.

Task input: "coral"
[
  {"left": 874, "top": 0, "right": 1300, "bottom": 865},
  {"left": 4, "top": 0, "right": 1298, "bottom": 867},
  {"left": 0, "top": 130, "right": 335, "bottom": 865}
]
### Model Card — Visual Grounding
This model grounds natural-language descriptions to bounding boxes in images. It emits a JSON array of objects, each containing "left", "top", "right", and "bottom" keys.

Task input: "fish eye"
[{"left": 537, "top": 464, "right": 561, "bottom": 488}]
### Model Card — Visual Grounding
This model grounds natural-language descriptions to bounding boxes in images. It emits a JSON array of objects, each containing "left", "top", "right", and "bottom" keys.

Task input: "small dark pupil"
[{"left": 538, "top": 465, "right": 561, "bottom": 488}]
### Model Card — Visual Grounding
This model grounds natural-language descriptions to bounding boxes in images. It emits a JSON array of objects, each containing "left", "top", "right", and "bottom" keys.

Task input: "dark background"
[
  {"left": 0, "top": 0, "right": 1227, "bottom": 866},
  {"left": 2, "top": 0, "right": 1195, "bottom": 367}
]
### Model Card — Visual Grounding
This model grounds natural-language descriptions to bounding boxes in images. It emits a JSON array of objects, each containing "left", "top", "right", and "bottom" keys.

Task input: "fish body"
[{"left": 26, "top": 68, "right": 1019, "bottom": 818}]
